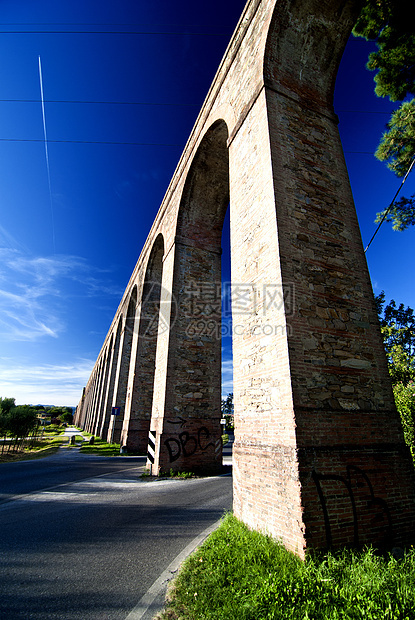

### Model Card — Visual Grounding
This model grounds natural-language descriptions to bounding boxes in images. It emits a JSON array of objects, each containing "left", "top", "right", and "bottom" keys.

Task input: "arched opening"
[
  {"left": 221, "top": 207, "right": 233, "bottom": 426},
  {"left": 93, "top": 351, "right": 108, "bottom": 436},
  {"left": 94, "top": 335, "right": 113, "bottom": 437},
  {"left": 177, "top": 119, "right": 230, "bottom": 250},
  {"left": 102, "top": 318, "right": 123, "bottom": 441},
  {"left": 156, "top": 119, "right": 230, "bottom": 474},
  {"left": 110, "top": 286, "right": 137, "bottom": 444},
  {"left": 85, "top": 368, "right": 99, "bottom": 433},
  {"left": 122, "top": 234, "right": 165, "bottom": 452}
]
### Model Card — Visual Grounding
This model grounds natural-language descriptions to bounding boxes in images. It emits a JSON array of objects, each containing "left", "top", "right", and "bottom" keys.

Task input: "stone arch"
[
  {"left": 85, "top": 368, "right": 98, "bottom": 433},
  {"left": 92, "top": 352, "right": 106, "bottom": 436},
  {"left": 121, "top": 233, "right": 165, "bottom": 451},
  {"left": 176, "top": 119, "right": 229, "bottom": 250},
  {"left": 109, "top": 287, "right": 137, "bottom": 443},
  {"left": 92, "top": 361, "right": 104, "bottom": 433},
  {"left": 94, "top": 337, "right": 112, "bottom": 437},
  {"left": 79, "top": 0, "right": 415, "bottom": 555},
  {"left": 263, "top": 0, "right": 361, "bottom": 106},
  {"left": 149, "top": 120, "right": 230, "bottom": 474},
  {"left": 103, "top": 317, "right": 123, "bottom": 441}
]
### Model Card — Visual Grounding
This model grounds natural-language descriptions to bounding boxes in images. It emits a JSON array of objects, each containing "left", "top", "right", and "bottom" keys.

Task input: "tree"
[
  {"left": 353, "top": 0, "right": 415, "bottom": 231},
  {"left": 44, "top": 406, "right": 72, "bottom": 427},
  {"left": 7, "top": 406, "right": 39, "bottom": 451},
  {"left": 353, "top": 0, "right": 415, "bottom": 101},
  {"left": 376, "top": 292, "right": 415, "bottom": 455},
  {"left": 376, "top": 291, "right": 415, "bottom": 383},
  {"left": 393, "top": 381, "right": 415, "bottom": 450},
  {"left": 59, "top": 411, "right": 73, "bottom": 425},
  {"left": 47, "top": 406, "right": 72, "bottom": 418},
  {"left": 221, "top": 393, "right": 234, "bottom": 432},
  {"left": 0, "top": 397, "right": 16, "bottom": 416},
  {"left": 221, "top": 393, "right": 234, "bottom": 416},
  {"left": 374, "top": 100, "right": 415, "bottom": 231},
  {"left": 0, "top": 398, "right": 16, "bottom": 454}
]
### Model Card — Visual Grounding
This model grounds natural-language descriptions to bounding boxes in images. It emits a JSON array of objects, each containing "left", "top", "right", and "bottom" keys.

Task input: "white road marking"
[{"left": 124, "top": 519, "right": 222, "bottom": 620}]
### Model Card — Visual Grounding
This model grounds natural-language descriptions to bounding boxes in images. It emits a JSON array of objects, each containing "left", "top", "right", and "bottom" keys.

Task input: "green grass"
[
  {"left": 79, "top": 435, "right": 146, "bottom": 456},
  {"left": 66, "top": 434, "right": 85, "bottom": 443},
  {"left": 158, "top": 513, "right": 415, "bottom": 620},
  {"left": 159, "top": 468, "right": 195, "bottom": 479},
  {"left": 42, "top": 425, "right": 66, "bottom": 434},
  {"left": 79, "top": 436, "right": 121, "bottom": 456},
  {"left": 0, "top": 435, "right": 66, "bottom": 463}
]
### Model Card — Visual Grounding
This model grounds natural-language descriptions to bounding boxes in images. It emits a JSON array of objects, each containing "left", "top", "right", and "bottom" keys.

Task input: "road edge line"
[{"left": 124, "top": 518, "right": 222, "bottom": 620}]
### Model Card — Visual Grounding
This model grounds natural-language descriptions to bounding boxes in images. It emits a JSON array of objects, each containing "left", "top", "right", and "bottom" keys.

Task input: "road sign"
[{"left": 112, "top": 407, "right": 121, "bottom": 416}]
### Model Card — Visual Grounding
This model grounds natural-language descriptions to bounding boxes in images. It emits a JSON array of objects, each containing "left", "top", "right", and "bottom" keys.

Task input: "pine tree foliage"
[
  {"left": 352, "top": 0, "right": 415, "bottom": 102},
  {"left": 375, "top": 99, "right": 415, "bottom": 175},
  {"left": 353, "top": 1, "right": 415, "bottom": 231},
  {"left": 374, "top": 193, "right": 415, "bottom": 230},
  {"left": 374, "top": 99, "right": 415, "bottom": 229}
]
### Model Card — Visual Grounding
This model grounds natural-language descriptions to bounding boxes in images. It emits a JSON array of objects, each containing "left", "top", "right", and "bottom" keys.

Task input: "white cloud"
[
  {"left": 221, "top": 357, "right": 233, "bottom": 397},
  {"left": 0, "top": 359, "right": 94, "bottom": 406},
  {"left": 0, "top": 224, "right": 28, "bottom": 254},
  {"left": 0, "top": 245, "right": 121, "bottom": 342}
]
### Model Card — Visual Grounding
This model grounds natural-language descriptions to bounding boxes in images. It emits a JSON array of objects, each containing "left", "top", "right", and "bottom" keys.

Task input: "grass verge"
[
  {"left": 79, "top": 436, "right": 146, "bottom": 457},
  {"left": 0, "top": 436, "right": 66, "bottom": 463},
  {"left": 79, "top": 437, "right": 121, "bottom": 456},
  {"left": 157, "top": 513, "right": 415, "bottom": 620}
]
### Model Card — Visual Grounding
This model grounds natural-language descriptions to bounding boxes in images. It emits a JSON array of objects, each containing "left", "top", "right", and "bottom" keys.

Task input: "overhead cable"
[
  {"left": 364, "top": 157, "right": 415, "bottom": 252},
  {"left": 0, "top": 30, "right": 228, "bottom": 36},
  {"left": 0, "top": 137, "right": 182, "bottom": 146},
  {"left": 0, "top": 99, "right": 199, "bottom": 106}
]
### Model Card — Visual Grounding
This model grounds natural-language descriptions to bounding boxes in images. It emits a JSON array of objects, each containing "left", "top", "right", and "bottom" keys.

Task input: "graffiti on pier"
[
  {"left": 312, "top": 465, "right": 393, "bottom": 548},
  {"left": 165, "top": 425, "right": 214, "bottom": 463}
]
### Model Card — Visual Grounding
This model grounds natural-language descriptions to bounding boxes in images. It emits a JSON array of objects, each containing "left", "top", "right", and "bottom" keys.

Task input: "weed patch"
[
  {"left": 158, "top": 513, "right": 415, "bottom": 620},
  {"left": 159, "top": 468, "right": 195, "bottom": 479}
]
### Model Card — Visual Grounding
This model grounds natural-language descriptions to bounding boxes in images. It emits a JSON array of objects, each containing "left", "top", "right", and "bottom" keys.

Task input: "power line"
[
  {"left": 0, "top": 29, "right": 229, "bottom": 36},
  {"left": 0, "top": 98, "right": 199, "bottom": 107},
  {"left": 0, "top": 137, "right": 183, "bottom": 146},
  {"left": 0, "top": 137, "right": 380, "bottom": 153},
  {"left": 0, "top": 100, "right": 396, "bottom": 116},
  {"left": 364, "top": 157, "right": 415, "bottom": 253},
  {"left": 0, "top": 22, "right": 228, "bottom": 27}
]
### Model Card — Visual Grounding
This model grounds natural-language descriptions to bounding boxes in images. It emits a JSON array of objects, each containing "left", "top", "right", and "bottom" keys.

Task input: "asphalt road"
[
  {"left": 0, "top": 448, "right": 232, "bottom": 619},
  {"left": 0, "top": 448, "right": 148, "bottom": 503}
]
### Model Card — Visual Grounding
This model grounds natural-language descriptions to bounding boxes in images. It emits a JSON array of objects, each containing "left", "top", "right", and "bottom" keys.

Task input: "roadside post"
[
  {"left": 110, "top": 407, "right": 120, "bottom": 444},
  {"left": 220, "top": 418, "right": 226, "bottom": 436}
]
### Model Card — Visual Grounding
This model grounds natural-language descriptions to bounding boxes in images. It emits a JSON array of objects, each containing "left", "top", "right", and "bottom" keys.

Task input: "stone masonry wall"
[{"left": 75, "top": 0, "right": 415, "bottom": 556}]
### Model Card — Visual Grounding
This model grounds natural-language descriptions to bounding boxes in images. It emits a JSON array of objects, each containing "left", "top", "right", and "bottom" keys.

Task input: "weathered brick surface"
[
  {"left": 75, "top": 0, "right": 415, "bottom": 556},
  {"left": 120, "top": 235, "right": 165, "bottom": 452}
]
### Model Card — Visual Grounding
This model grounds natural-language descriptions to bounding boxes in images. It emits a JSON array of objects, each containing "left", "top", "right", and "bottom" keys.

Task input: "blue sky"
[{"left": 0, "top": 0, "right": 414, "bottom": 406}]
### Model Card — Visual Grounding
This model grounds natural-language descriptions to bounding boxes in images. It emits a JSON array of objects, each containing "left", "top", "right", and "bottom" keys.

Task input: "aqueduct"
[{"left": 75, "top": 0, "right": 415, "bottom": 555}]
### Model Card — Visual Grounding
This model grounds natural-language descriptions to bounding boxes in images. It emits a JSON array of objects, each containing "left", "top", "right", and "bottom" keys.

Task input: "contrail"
[{"left": 38, "top": 55, "right": 56, "bottom": 253}]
